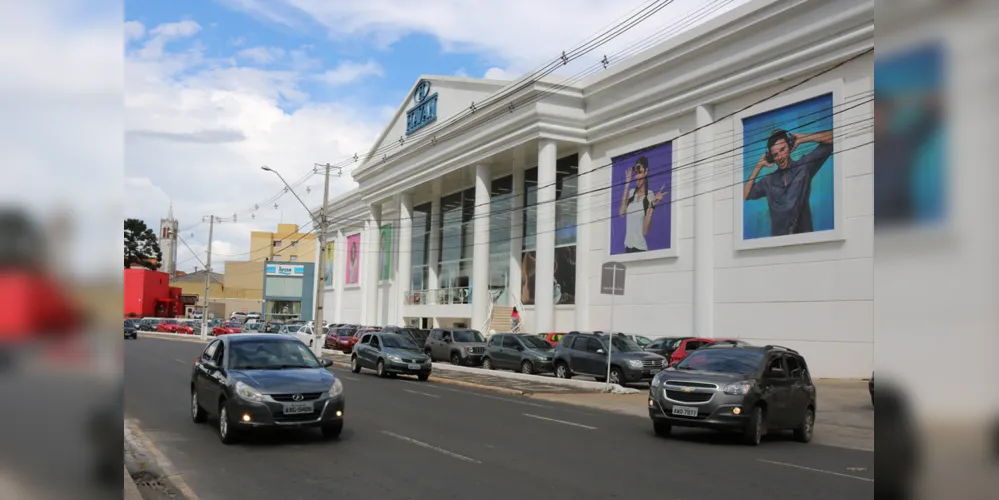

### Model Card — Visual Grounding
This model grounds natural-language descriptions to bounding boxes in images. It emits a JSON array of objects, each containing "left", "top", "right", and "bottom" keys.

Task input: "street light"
[{"left": 261, "top": 165, "right": 329, "bottom": 357}]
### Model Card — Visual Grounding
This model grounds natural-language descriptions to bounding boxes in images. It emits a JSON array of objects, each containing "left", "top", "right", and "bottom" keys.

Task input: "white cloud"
[
  {"left": 149, "top": 20, "right": 201, "bottom": 38},
  {"left": 236, "top": 46, "right": 286, "bottom": 64},
  {"left": 124, "top": 20, "right": 145, "bottom": 41},
  {"left": 483, "top": 67, "right": 515, "bottom": 80},
  {"left": 313, "top": 59, "right": 384, "bottom": 86}
]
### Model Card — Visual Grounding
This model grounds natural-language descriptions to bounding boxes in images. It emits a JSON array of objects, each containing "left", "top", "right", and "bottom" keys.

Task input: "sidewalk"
[{"left": 124, "top": 466, "right": 142, "bottom": 500}]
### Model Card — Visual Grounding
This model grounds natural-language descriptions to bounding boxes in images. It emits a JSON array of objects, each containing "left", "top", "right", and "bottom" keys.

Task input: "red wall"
[{"left": 124, "top": 269, "right": 181, "bottom": 318}]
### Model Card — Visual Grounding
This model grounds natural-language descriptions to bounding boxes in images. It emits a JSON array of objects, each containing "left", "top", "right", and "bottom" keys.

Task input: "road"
[{"left": 125, "top": 337, "right": 874, "bottom": 500}]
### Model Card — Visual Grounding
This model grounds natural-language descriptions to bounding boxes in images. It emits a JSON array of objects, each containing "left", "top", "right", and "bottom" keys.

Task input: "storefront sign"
[
  {"left": 265, "top": 263, "right": 305, "bottom": 277},
  {"left": 406, "top": 80, "right": 437, "bottom": 135}
]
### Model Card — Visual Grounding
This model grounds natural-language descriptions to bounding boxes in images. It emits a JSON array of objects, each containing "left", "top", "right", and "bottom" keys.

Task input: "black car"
[
  {"left": 552, "top": 332, "right": 666, "bottom": 385},
  {"left": 648, "top": 345, "right": 816, "bottom": 446},
  {"left": 351, "top": 331, "right": 432, "bottom": 380},
  {"left": 643, "top": 337, "right": 692, "bottom": 358},
  {"left": 483, "top": 333, "right": 555, "bottom": 374},
  {"left": 124, "top": 319, "right": 139, "bottom": 339},
  {"left": 190, "top": 334, "right": 343, "bottom": 444}
]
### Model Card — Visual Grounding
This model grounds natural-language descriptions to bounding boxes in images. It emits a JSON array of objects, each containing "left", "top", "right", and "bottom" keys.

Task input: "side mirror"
[
  {"left": 202, "top": 359, "right": 218, "bottom": 371},
  {"left": 596, "top": 349, "right": 605, "bottom": 355},
  {"left": 515, "top": 345, "right": 525, "bottom": 351},
  {"left": 321, "top": 359, "right": 333, "bottom": 368}
]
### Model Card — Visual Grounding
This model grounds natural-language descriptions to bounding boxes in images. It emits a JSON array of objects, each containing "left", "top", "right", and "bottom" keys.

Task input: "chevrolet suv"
[
  {"left": 647, "top": 344, "right": 816, "bottom": 446},
  {"left": 552, "top": 332, "right": 666, "bottom": 385}
]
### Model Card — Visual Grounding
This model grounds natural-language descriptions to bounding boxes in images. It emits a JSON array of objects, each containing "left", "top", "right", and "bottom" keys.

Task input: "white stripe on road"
[
  {"left": 414, "top": 382, "right": 554, "bottom": 409},
  {"left": 522, "top": 413, "right": 597, "bottom": 430},
  {"left": 381, "top": 431, "right": 481, "bottom": 464},
  {"left": 404, "top": 389, "right": 441, "bottom": 398},
  {"left": 339, "top": 375, "right": 361, "bottom": 381},
  {"left": 756, "top": 459, "right": 874, "bottom": 482}
]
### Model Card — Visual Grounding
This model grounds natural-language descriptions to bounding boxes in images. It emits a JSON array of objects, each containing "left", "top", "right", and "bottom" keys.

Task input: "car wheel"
[
  {"left": 450, "top": 353, "right": 461, "bottom": 366},
  {"left": 793, "top": 406, "right": 815, "bottom": 443},
  {"left": 609, "top": 367, "right": 624, "bottom": 386},
  {"left": 218, "top": 402, "right": 239, "bottom": 445},
  {"left": 191, "top": 390, "right": 207, "bottom": 423},
  {"left": 418, "top": 373, "right": 430, "bottom": 381},
  {"left": 350, "top": 356, "right": 362, "bottom": 373},
  {"left": 376, "top": 359, "right": 387, "bottom": 378},
  {"left": 743, "top": 406, "right": 764, "bottom": 446},
  {"left": 555, "top": 362, "right": 572, "bottom": 379},
  {"left": 653, "top": 420, "right": 671, "bottom": 438},
  {"left": 482, "top": 357, "right": 493, "bottom": 370},
  {"left": 321, "top": 421, "right": 343, "bottom": 440},
  {"left": 520, "top": 360, "right": 534, "bottom": 375}
]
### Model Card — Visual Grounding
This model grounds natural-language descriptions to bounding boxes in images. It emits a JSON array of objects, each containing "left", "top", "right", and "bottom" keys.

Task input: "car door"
[
  {"left": 499, "top": 335, "right": 520, "bottom": 369},
  {"left": 785, "top": 354, "right": 815, "bottom": 418},
  {"left": 367, "top": 335, "right": 382, "bottom": 366},
  {"left": 356, "top": 334, "right": 372, "bottom": 368},
  {"left": 485, "top": 334, "right": 503, "bottom": 368},
  {"left": 193, "top": 340, "right": 220, "bottom": 405},
  {"left": 760, "top": 353, "right": 792, "bottom": 428},
  {"left": 202, "top": 340, "right": 228, "bottom": 414},
  {"left": 435, "top": 330, "right": 452, "bottom": 360}
]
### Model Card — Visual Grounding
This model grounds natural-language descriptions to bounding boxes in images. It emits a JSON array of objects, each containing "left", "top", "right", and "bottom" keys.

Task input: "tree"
[{"left": 124, "top": 218, "right": 162, "bottom": 270}]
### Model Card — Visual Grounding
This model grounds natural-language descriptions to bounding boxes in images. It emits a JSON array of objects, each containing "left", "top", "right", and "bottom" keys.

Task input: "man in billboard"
[{"left": 742, "top": 129, "right": 833, "bottom": 236}]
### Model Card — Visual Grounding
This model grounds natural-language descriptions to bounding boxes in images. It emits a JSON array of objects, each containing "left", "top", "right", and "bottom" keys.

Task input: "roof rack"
[{"left": 765, "top": 344, "right": 799, "bottom": 354}]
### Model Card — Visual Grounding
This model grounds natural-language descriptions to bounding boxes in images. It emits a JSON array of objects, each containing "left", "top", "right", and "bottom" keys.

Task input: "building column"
[
  {"left": 508, "top": 150, "right": 525, "bottom": 311},
  {"left": 427, "top": 179, "right": 442, "bottom": 303},
  {"left": 363, "top": 203, "right": 382, "bottom": 325},
  {"left": 471, "top": 164, "right": 492, "bottom": 332},
  {"left": 397, "top": 193, "right": 413, "bottom": 326},
  {"left": 333, "top": 230, "right": 344, "bottom": 322},
  {"left": 693, "top": 105, "right": 715, "bottom": 338},
  {"left": 574, "top": 145, "right": 592, "bottom": 331},
  {"left": 535, "top": 139, "right": 557, "bottom": 333}
]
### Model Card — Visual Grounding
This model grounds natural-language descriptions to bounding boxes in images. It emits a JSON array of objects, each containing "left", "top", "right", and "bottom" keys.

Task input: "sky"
[{"left": 123, "top": 0, "right": 747, "bottom": 273}]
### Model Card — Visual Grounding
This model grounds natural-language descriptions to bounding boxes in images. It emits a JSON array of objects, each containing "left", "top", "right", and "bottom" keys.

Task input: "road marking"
[
  {"left": 523, "top": 413, "right": 597, "bottom": 430},
  {"left": 417, "top": 383, "right": 554, "bottom": 408},
  {"left": 381, "top": 431, "right": 481, "bottom": 464},
  {"left": 175, "top": 359, "right": 186, "bottom": 364},
  {"left": 404, "top": 389, "right": 441, "bottom": 398},
  {"left": 339, "top": 376, "right": 361, "bottom": 381},
  {"left": 756, "top": 459, "right": 874, "bottom": 482}
]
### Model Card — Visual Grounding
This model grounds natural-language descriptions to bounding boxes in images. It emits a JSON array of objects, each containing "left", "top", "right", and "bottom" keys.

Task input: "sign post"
[{"left": 600, "top": 262, "right": 627, "bottom": 388}]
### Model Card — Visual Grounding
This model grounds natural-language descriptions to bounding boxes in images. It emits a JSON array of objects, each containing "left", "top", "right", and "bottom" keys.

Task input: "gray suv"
[
  {"left": 648, "top": 344, "right": 816, "bottom": 446},
  {"left": 482, "top": 333, "right": 555, "bottom": 374},
  {"left": 552, "top": 332, "right": 666, "bottom": 385},
  {"left": 424, "top": 328, "right": 486, "bottom": 366}
]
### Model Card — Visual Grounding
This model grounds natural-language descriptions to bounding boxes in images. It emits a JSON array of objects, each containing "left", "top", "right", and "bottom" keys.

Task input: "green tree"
[{"left": 124, "top": 218, "right": 162, "bottom": 270}]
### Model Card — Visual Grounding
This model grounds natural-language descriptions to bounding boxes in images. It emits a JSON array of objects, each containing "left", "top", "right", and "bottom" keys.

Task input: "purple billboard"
[{"left": 609, "top": 141, "right": 673, "bottom": 255}]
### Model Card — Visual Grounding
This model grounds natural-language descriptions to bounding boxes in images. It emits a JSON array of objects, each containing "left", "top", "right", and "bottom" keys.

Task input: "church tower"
[{"left": 159, "top": 204, "right": 179, "bottom": 276}]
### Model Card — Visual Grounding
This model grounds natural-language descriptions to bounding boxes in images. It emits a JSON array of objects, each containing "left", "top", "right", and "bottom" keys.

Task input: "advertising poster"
[
  {"left": 609, "top": 141, "right": 673, "bottom": 255},
  {"left": 520, "top": 247, "right": 576, "bottom": 306},
  {"left": 741, "top": 93, "right": 835, "bottom": 240},
  {"left": 323, "top": 242, "right": 335, "bottom": 287},
  {"left": 345, "top": 233, "right": 361, "bottom": 285},
  {"left": 379, "top": 224, "right": 392, "bottom": 281}
]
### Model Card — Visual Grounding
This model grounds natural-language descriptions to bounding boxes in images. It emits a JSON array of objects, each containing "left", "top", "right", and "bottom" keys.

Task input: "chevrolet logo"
[{"left": 681, "top": 387, "right": 695, "bottom": 393}]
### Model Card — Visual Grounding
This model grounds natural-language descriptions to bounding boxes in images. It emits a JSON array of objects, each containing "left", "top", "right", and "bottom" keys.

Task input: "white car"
[{"left": 293, "top": 325, "right": 330, "bottom": 348}]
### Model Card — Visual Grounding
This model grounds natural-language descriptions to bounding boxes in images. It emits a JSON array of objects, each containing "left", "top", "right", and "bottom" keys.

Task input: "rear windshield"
[{"left": 520, "top": 335, "right": 552, "bottom": 350}]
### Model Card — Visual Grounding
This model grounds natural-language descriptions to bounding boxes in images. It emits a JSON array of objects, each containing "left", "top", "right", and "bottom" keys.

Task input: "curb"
[
  {"left": 125, "top": 418, "right": 199, "bottom": 499},
  {"left": 124, "top": 465, "right": 142, "bottom": 500},
  {"left": 323, "top": 355, "right": 528, "bottom": 396}
]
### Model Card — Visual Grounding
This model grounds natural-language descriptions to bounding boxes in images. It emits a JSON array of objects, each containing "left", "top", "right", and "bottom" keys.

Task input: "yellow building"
[{"left": 249, "top": 223, "right": 317, "bottom": 264}]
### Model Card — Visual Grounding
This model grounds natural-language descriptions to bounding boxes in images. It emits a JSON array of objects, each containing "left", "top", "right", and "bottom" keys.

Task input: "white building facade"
[{"left": 317, "top": 0, "right": 874, "bottom": 378}]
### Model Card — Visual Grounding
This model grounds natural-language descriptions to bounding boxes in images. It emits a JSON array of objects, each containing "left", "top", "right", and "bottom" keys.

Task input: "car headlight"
[
  {"left": 328, "top": 378, "right": 344, "bottom": 398},
  {"left": 723, "top": 381, "right": 755, "bottom": 396},
  {"left": 651, "top": 374, "right": 664, "bottom": 388},
  {"left": 627, "top": 359, "right": 644, "bottom": 369},
  {"left": 235, "top": 381, "right": 264, "bottom": 402},
  {"left": 387, "top": 355, "right": 402, "bottom": 363}
]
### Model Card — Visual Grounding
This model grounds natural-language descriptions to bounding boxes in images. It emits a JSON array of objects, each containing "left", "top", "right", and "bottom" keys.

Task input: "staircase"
[{"left": 490, "top": 305, "right": 515, "bottom": 333}]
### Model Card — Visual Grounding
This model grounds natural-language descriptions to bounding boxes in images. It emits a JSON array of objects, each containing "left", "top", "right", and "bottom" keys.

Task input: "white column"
[
  {"left": 693, "top": 105, "right": 715, "bottom": 338},
  {"left": 471, "top": 164, "right": 492, "bottom": 332},
  {"left": 364, "top": 203, "right": 382, "bottom": 325},
  {"left": 508, "top": 151, "right": 525, "bottom": 310},
  {"left": 333, "top": 230, "right": 344, "bottom": 322},
  {"left": 397, "top": 193, "right": 413, "bottom": 326},
  {"left": 574, "top": 145, "right": 593, "bottom": 331},
  {"left": 535, "top": 139, "right": 557, "bottom": 333},
  {"left": 427, "top": 180, "right": 442, "bottom": 301}
]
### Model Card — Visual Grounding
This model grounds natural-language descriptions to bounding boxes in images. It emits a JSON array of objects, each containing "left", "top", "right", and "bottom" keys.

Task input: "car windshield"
[
  {"left": 183, "top": 321, "right": 198, "bottom": 328},
  {"left": 520, "top": 335, "right": 552, "bottom": 350},
  {"left": 285, "top": 325, "right": 303, "bottom": 333},
  {"left": 453, "top": 330, "right": 484, "bottom": 342},
  {"left": 223, "top": 322, "right": 240, "bottom": 328},
  {"left": 229, "top": 340, "right": 322, "bottom": 370},
  {"left": 632, "top": 335, "right": 652, "bottom": 346},
  {"left": 337, "top": 328, "right": 357, "bottom": 337},
  {"left": 125, "top": 319, "right": 138, "bottom": 326},
  {"left": 381, "top": 334, "right": 418, "bottom": 350},
  {"left": 602, "top": 336, "right": 643, "bottom": 352},
  {"left": 674, "top": 349, "right": 765, "bottom": 374}
]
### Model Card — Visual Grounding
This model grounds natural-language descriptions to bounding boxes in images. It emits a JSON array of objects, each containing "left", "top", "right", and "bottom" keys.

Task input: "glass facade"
[
  {"left": 522, "top": 154, "right": 578, "bottom": 306},
  {"left": 437, "top": 188, "right": 475, "bottom": 304},
  {"left": 489, "top": 176, "right": 513, "bottom": 305},
  {"left": 409, "top": 202, "right": 431, "bottom": 292}
]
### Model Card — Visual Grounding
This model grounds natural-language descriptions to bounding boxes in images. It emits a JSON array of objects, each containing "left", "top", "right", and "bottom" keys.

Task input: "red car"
[
  {"left": 212, "top": 321, "right": 242, "bottom": 336},
  {"left": 538, "top": 332, "right": 567, "bottom": 346},
  {"left": 174, "top": 320, "right": 197, "bottom": 335},
  {"left": 156, "top": 319, "right": 182, "bottom": 333},
  {"left": 325, "top": 325, "right": 359, "bottom": 353},
  {"left": 667, "top": 337, "right": 716, "bottom": 367}
]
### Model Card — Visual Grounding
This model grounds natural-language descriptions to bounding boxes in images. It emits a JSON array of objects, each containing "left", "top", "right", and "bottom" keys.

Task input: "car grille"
[
  {"left": 400, "top": 358, "right": 421, "bottom": 364},
  {"left": 273, "top": 412, "right": 320, "bottom": 423},
  {"left": 664, "top": 390, "right": 713, "bottom": 403},
  {"left": 641, "top": 360, "right": 659, "bottom": 368},
  {"left": 467, "top": 347, "right": 485, "bottom": 354},
  {"left": 271, "top": 392, "right": 323, "bottom": 402},
  {"left": 665, "top": 380, "right": 718, "bottom": 389}
]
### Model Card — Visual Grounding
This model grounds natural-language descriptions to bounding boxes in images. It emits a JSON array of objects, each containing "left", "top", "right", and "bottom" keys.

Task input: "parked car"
[
  {"left": 293, "top": 325, "right": 330, "bottom": 348},
  {"left": 648, "top": 344, "right": 816, "bottom": 446},
  {"left": 537, "top": 332, "right": 568, "bottom": 346},
  {"left": 324, "top": 325, "right": 359, "bottom": 352},
  {"left": 617, "top": 333, "right": 653, "bottom": 348},
  {"left": 156, "top": 319, "right": 182, "bottom": 333},
  {"left": 350, "top": 331, "right": 432, "bottom": 380},
  {"left": 552, "top": 332, "right": 666, "bottom": 385},
  {"left": 666, "top": 337, "right": 717, "bottom": 366},
  {"left": 190, "top": 334, "right": 342, "bottom": 444},
  {"left": 242, "top": 322, "right": 264, "bottom": 333},
  {"left": 643, "top": 337, "right": 692, "bottom": 358},
  {"left": 212, "top": 321, "right": 243, "bottom": 336},
  {"left": 483, "top": 333, "right": 555, "bottom": 374},
  {"left": 380, "top": 326, "right": 429, "bottom": 350},
  {"left": 246, "top": 312, "right": 261, "bottom": 322},
  {"left": 424, "top": 328, "right": 486, "bottom": 366},
  {"left": 124, "top": 319, "right": 139, "bottom": 339},
  {"left": 175, "top": 320, "right": 198, "bottom": 335}
]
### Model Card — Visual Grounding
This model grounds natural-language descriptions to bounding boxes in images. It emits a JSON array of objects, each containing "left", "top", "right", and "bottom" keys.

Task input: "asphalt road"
[{"left": 125, "top": 337, "right": 874, "bottom": 500}]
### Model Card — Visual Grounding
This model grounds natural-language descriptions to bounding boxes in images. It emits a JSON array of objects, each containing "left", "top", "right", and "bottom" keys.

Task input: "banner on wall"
[
  {"left": 609, "top": 141, "right": 673, "bottom": 255},
  {"left": 323, "top": 242, "right": 335, "bottom": 287},
  {"left": 265, "top": 263, "right": 305, "bottom": 277},
  {"left": 741, "top": 93, "right": 835, "bottom": 240},
  {"left": 520, "top": 246, "right": 576, "bottom": 306},
  {"left": 345, "top": 233, "right": 361, "bottom": 285},
  {"left": 379, "top": 224, "right": 392, "bottom": 281}
]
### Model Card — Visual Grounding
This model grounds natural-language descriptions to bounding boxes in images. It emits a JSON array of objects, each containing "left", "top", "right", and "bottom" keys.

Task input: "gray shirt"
[{"left": 746, "top": 142, "right": 832, "bottom": 236}]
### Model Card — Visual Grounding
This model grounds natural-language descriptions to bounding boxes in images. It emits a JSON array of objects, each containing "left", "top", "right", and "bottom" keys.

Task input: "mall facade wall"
[{"left": 317, "top": 0, "right": 874, "bottom": 377}]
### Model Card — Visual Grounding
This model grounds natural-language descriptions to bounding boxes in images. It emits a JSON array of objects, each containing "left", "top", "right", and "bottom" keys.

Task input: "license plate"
[
  {"left": 282, "top": 402, "right": 314, "bottom": 415},
  {"left": 671, "top": 406, "right": 698, "bottom": 417},
  {"left": 407, "top": 363, "right": 420, "bottom": 370}
]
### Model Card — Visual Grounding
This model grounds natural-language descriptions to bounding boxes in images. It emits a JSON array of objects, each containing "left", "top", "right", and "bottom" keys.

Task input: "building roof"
[{"left": 171, "top": 269, "right": 223, "bottom": 284}]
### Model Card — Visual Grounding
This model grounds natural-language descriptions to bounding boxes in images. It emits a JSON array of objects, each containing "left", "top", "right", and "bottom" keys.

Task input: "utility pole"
[{"left": 200, "top": 215, "right": 217, "bottom": 341}]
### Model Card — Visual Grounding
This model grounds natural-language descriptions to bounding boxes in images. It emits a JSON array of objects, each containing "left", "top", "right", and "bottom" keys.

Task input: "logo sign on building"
[
  {"left": 265, "top": 264, "right": 305, "bottom": 277},
  {"left": 405, "top": 79, "right": 438, "bottom": 135}
]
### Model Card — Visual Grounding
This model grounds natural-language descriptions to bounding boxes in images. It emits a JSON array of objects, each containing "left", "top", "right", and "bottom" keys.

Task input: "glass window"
[
  {"left": 488, "top": 335, "right": 503, "bottom": 347},
  {"left": 229, "top": 339, "right": 321, "bottom": 370},
  {"left": 586, "top": 338, "right": 604, "bottom": 353},
  {"left": 452, "top": 330, "right": 484, "bottom": 342},
  {"left": 785, "top": 355, "right": 803, "bottom": 379},
  {"left": 675, "top": 349, "right": 765, "bottom": 374},
  {"left": 520, "top": 335, "right": 552, "bottom": 350},
  {"left": 501, "top": 335, "right": 518, "bottom": 349},
  {"left": 203, "top": 340, "right": 219, "bottom": 360}
]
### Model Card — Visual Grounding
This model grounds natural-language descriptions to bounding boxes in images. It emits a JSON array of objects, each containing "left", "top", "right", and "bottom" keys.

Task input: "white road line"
[
  {"left": 339, "top": 376, "right": 361, "bottom": 381},
  {"left": 418, "top": 383, "right": 554, "bottom": 409},
  {"left": 404, "top": 389, "right": 441, "bottom": 398},
  {"left": 174, "top": 359, "right": 186, "bottom": 364},
  {"left": 381, "top": 431, "right": 481, "bottom": 464},
  {"left": 523, "top": 413, "right": 597, "bottom": 430},
  {"left": 756, "top": 459, "right": 874, "bottom": 482}
]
